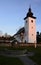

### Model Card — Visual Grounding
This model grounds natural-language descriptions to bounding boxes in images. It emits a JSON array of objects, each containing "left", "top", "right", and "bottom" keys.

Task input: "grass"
[
  {"left": 0, "top": 46, "right": 25, "bottom": 65},
  {"left": 0, "top": 46, "right": 41, "bottom": 65},
  {"left": 0, "top": 55, "right": 24, "bottom": 65},
  {"left": 0, "top": 46, "right": 27, "bottom": 50},
  {"left": 27, "top": 47, "right": 41, "bottom": 65}
]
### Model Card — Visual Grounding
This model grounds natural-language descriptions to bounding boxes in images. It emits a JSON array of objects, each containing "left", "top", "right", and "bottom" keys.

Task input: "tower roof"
[{"left": 24, "top": 7, "right": 36, "bottom": 20}]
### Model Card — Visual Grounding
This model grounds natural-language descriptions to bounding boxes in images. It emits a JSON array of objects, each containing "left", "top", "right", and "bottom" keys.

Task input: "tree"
[
  {"left": 37, "top": 31, "right": 39, "bottom": 36},
  {"left": 37, "top": 31, "right": 39, "bottom": 43},
  {"left": 37, "top": 32, "right": 41, "bottom": 43},
  {"left": 40, "top": 32, "right": 41, "bottom": 37}
]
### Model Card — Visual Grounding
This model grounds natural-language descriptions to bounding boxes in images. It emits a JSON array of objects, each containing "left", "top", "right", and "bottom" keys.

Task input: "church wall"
[
  {"left": 24, "top": 17, "right": 36, "bottom": 43},
  {"left": 28, "top": 17, "right": 36, "bottom": 43}
]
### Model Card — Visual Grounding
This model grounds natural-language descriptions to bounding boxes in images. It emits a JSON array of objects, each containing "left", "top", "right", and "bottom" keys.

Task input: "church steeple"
[
  {"left": 24, "top": 7, "right": 36, "bottom": 20},
  {"left": 27, "top": 7, "right": 33, "bottom": 17}
]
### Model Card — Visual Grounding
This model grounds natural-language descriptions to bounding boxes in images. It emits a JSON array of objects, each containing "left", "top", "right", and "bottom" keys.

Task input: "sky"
[{"left": 0, "top": 0, "right": 41, "bottom": 35}]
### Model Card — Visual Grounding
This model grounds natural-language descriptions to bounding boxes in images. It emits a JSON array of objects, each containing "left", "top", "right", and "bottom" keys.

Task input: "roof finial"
[
  {"left": 24, "top": 5, "right": 36, "bottom": 20},
  {"left": 29, "top": 5, "right": 31, "bottom": 12},
  {"left": 29, "top": 4, "right": 31, "bottom": 9}
]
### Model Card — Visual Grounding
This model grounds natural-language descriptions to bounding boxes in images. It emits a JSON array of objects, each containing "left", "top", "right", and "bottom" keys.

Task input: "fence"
[{"left": 0, "top": 42, "right": 41, "bottom": 47}]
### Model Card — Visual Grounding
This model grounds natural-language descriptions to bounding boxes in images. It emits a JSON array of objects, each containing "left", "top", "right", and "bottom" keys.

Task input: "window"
[
  {"left": 32, "top": 27, "right": 33, "bottom": 29},
  {"left": 26, "top": 21, "right": 27, "bottom": 23},
  {"left": 32, "top": 34, "right": 33, "bottom": 36},
  {"left": 31, "top": 20, "right": 33, "bottom": 23}
]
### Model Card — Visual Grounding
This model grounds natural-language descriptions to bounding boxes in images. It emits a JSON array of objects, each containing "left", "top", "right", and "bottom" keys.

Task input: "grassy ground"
[
  {"left": 0, "top": 46, "right": 27, "bottom": 50},
  {"left": 0, "top": 46, "right": 41, "bottom": 65},
  {"left": 0, "top": 46, "right": 26, "bottom": 65},
  {"left": 26, "top": 47, "right": 41, "bottom": 65},
  {"left": 0, "top": 55, "right": 24, "bottom": 65}
]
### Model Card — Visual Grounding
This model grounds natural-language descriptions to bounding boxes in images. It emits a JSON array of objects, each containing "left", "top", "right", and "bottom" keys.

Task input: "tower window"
[
  {"left": 26, "top": 21, "right": 27, "bottom": 23},
  {"left": 32, "top": 27, "right": 33, "bottom": 29},
  {"left": 32, "top": 34, "right": 33, "bottom": 36},
  {"left": 31, "top": 20, "right": 33, "bottom": 23}
]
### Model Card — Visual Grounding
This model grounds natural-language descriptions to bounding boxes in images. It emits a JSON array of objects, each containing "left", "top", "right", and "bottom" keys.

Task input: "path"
[
  {"left": 0, "top": 50, "right": 37, "bottom": 65},
  {"left": 0, "top": 53, "right": 37, "bottom": 65},
  {"left": 19, "top": 56, "right": 37, "bottom": 65}
]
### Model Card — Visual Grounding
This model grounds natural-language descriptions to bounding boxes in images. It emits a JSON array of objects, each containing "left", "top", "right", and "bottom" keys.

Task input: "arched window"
[{"left": 31, "top": 20, "right": 33, "bottom": 23}]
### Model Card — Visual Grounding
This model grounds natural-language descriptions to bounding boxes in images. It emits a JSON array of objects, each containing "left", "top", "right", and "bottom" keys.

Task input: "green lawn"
[
  {"left": 0, "top": 46, "right": 27, "bottom": 50},
  {"left": 0, "top": 46, "right": 41, "bottom": 65},
  {"left": 0, "top": 55, "right": 24, "bottom": 65},
  {"left": 27, "top": 47, "right": 41, "bottom": 65},
  {"left": 0, "top": 46, "right": 24, "bottom": 65}
]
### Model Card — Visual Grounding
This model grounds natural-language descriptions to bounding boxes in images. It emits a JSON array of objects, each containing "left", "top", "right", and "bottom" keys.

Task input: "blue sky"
[{"left": 0, "top": 0, "right": 41, "bottom": 35}]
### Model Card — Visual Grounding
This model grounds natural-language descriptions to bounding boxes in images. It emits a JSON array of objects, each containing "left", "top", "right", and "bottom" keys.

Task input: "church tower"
[{"left": 24, "top": 7, "right": 36, "bottom": 43}]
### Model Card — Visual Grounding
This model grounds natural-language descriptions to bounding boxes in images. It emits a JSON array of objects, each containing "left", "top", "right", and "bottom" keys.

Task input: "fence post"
[{"left": 35, "top": 43, "right": 37, "bottom": 48}]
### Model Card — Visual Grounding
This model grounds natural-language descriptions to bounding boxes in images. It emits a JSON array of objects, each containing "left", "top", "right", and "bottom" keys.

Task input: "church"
[{"left": 14, "top": 7, "right": 36, "bottom": 43}]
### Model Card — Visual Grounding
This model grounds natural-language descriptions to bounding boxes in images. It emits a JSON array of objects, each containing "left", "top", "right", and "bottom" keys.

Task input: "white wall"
[{"left": 25, "top": 17, "right": 36, "bottom": 43}]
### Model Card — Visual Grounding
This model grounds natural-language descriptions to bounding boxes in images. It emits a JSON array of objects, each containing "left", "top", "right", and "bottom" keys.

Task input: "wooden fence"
[{"left": 0, "top": 42, "right": 41, "bottom": 47}]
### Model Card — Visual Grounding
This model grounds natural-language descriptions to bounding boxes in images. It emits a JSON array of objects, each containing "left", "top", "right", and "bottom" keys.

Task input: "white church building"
[{"left": 14, "top": 7, "right": 36, "bottom": 43}]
